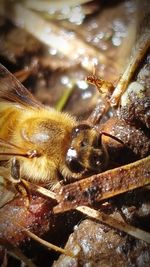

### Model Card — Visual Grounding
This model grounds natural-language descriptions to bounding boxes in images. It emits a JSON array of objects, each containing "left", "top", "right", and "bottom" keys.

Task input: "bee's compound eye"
[
  {"left": 66, "top": 148, "right": 84, "bottom": 173},
  {"left": 89, "top": 150, "right": 105, "bottom": 172},
  {"left": 72, "top": 124, "right": 91, "bottom": 138}
]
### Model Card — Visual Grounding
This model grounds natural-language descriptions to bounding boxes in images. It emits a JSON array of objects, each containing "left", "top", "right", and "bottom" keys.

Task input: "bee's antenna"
[{"left": 101, "top": 132, "right": 124, "bottom": 145}]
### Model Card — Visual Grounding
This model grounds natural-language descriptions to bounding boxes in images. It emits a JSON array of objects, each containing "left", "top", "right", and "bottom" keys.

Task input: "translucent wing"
[
  {"left": 0, "top": 175, "right": 16, "bottom": 208},
  {"left": 0, "top": 63, "right": 43, "bottom": 108},
  {"left": 0, "top": 138, "right": 32, "bottom": 159}
]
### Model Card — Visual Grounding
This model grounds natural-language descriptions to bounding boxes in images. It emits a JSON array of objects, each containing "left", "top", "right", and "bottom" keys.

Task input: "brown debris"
[
  {"left": 0, "top": 1, "right": 150, "bottom": 266},
  {"left": 119, "top": 51, "right": 150, "bottom": 128},
  {"left": 100, "top": 117, "right": 150, "bottom": 159},
  {"left": 53, "top": 219, "right": 150, "bottom": 267},
  {"left": 0, "top": 194, "right": 54, "bottom": 245}
]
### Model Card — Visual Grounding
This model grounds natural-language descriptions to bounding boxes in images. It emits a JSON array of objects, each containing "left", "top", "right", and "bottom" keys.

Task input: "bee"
[{"left": 0, "top": 63, "right": 109, "bottom": 188}]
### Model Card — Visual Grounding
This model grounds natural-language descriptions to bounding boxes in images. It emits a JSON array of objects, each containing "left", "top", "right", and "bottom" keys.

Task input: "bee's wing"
[
  {"left": 0, "top": 174, "right": 16, "bottom": 208},
  {"left": 0, "top": 138, "right": 29, "bottom": 159},
  {"left": 0, "top": 63, "right": 42, "bottom": 108}
]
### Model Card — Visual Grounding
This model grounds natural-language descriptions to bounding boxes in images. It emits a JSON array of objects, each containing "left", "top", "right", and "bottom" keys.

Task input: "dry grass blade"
[
  {"left": 110, "top": 17, "right": 150, "bottom": 106},
  {"left": 76, "top": 206, "right": 150, "bottom": 244},
  {"left": 24, "top": 229, "right": 75, "bottom": 258},
  {"left": 54, "top": 156, "right": 150, "bottom": 213},
  {"left": 25, "top": 0, "right": 93, "bottom": 11},
  {"left": 21, "top": 179, "right": 58, "bottom": 201}
]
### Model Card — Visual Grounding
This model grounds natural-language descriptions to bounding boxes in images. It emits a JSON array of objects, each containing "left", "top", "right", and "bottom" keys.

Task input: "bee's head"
[{"left": 65, "top": 124, "right": 108, "bottom": 177}]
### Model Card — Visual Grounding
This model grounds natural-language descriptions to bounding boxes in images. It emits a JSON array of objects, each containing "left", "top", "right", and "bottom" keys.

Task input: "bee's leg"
[
  {"left": 11, "top": 157, "right": 21, "bottom": 184},
  {"left": 11, "top": 158, "right": 30, "bottom": 208}
]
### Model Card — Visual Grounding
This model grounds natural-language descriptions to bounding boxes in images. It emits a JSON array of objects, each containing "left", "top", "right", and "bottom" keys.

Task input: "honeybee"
[{"left": 0, "top": 63, "right": 108, "bottom": 187}]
